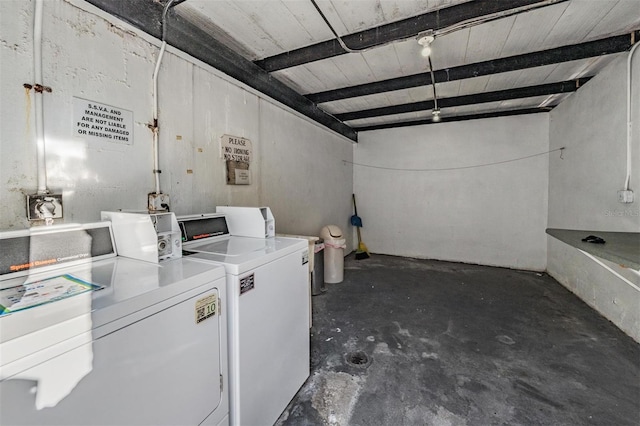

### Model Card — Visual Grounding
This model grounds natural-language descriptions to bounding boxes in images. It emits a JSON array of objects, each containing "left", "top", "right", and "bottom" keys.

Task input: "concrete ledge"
[{"left": 546, "top": 228, "right": 640, "bottom": 270}]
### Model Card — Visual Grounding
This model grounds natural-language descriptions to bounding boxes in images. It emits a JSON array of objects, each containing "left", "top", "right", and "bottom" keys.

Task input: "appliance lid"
[
  {"left": 0, "top": 257, "right": 225, "bottom": 352},
  {"left": 178, "top": 214, "right": 230, "bottom": 243},
  {"left": 184, "top": 237, "right": 271, "bottom": 256},
  {"left": 183, "top": 236, "right": 308, "bottom": 274}
]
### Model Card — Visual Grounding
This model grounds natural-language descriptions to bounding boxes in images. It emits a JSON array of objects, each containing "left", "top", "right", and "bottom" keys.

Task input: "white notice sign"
[
  {"left": 221, "top": 134, "right": 252, "bottom": 162},
  {"left": 221, "top": 134, "right": 252, "bottom": 185},
  {"left": 235, "top": 169, "right": 251, "bottom": 185},
  {"left": 73, "top": 97, "right": 133, "bottom": 145}
]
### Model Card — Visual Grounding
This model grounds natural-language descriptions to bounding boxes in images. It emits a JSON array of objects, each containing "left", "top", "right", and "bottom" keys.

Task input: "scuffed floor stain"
[
  {"left": 513, "top": 379, "right": 564, "bottom": 409},
  {"left": 311, "top": 372, "right": 362, "bottom": 426},
  {"left": 373, "top": 342, "right": 391, "bottom": 355},
  {"left": 393, "top": 320, "right": 412, "bottom": 337},
  {"left": 422, "top": 406, "right": 469, "bottom": 426},
  {"left": 496, "top": 334, "right": 516, "bottom": 345},
  {"left": 277, "top": 371, "right": 362, "bottom": 426}
]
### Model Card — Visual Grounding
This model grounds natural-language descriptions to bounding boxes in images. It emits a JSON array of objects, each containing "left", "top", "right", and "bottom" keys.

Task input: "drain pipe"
[
  {"left": 150, "top": 0, "right": 175, "bottom": 197},
  {"left": 34, "top": 0, "right": 48, "bottom": 195}
]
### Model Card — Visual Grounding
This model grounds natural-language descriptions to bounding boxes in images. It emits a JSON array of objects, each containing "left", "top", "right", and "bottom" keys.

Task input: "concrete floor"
[{"left": 277, "top": 254, "right": 640, "bottom": 426}]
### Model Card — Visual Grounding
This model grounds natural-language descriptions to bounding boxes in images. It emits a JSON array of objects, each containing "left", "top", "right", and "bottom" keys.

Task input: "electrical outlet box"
[
  {"left": 27, "top": 194, "right": 63, "bottom": 221},
  {"left": 148, "top": 192, "right": 171, "bottom": 212},
  {"left": 618, "top": 190, "right": 634, "bottom": 204}
]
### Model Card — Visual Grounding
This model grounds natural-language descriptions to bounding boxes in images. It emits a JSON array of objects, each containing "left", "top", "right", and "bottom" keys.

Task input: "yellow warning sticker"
[{"left": 195, "top": 293, "right": 217, "bottom": 324}]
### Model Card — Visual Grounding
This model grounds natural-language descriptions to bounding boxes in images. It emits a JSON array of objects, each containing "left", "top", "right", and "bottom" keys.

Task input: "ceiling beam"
[
  {"left": 335, "top": 78, "right": 589, "bottom": 122},
  {"left": 84, "top": 0, "right": 358, "bottom": 142},
  {"left": 308, "top": 30, "right": 639, "bottom": 104},
  {"left": 255, "top": 0, "right": 564, "bottom": 72},
  {"left": 354, "top": 108, "right": 552, "bottom": 132}
]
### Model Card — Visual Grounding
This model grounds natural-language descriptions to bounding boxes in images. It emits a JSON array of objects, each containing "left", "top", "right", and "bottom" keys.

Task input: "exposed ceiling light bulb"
[
  {"left": 417, "top": 34, "right": 435, "bottom": 58},
  {"left": 432, "top": 108, "right": 441, "bottom": 121}
]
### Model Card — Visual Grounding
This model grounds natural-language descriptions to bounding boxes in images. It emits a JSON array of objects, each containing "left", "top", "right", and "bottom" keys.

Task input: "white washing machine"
[
  {"left": 178, "top": 213, "right": 310, "bottom": 426},
  {"left": 0, "top": 222, "right": 229, "bottom": 426}
]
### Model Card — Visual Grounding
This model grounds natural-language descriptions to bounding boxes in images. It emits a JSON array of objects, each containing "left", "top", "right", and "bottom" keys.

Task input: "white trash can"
[{"left": 320, "top": 225, "right": 346, "bottom": 284}]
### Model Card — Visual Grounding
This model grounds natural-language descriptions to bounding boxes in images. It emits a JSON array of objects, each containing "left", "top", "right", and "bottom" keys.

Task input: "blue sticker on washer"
[{"left": 240, "top": 274, "right": 255, "bottom": 295}]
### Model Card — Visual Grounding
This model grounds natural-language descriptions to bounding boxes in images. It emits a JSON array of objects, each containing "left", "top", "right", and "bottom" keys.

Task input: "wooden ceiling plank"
[
  {"left": 279, "top": 0, "right": 337, "bottom": 44},
  {"left": 255, "top": 0, "right": 562, "bottom": 72},
  {"left": 183, "top": 0, "right": 358, "bottom": 59},
  {"left": 329, "top": 52, "right": 380, "bottom": 87},
  {"left": 307, "top": 31, "right": 639, "bottom": 104},
  {"left": 385, "top": 90, "right": 429, "bottom": 108},
  {"left": 545, "top": 54, "right": 621, "bottom": 83},
  {"left": 407, "top": 85, "right": 437, "bottom": 103},
  {"left": 316, "top": 0, "right": 372, "bottom": 35},
  {"left": 378, "top": 1, "right": 427, "bottom": 27},
  {"left": 485, "top": 69, "right": 526, "bottom": 92},
  {"left": 499, "top": 2, "right": 568, "bottom": 57},
  {"left": 271, "top": 66, "right": 328, "bottom": 94},
  {"left": 458, "top": 75, "right": 492, "bottom": 98},
  {"left": 230, "top": 1, "right": 298, "bottom": 53},
  {"left": 538, "top": 0, "right": 617, "bottom": 49},
  {"left": 454, "top": 100, "right": 513, "bottom": 115},
  {"left": 360, "top": 43, "right": 405, "bottom": 81},
  {"left": 499, "top": 95, "right": 551, "bottom": 109},
  {"left": 513, "top": 64, "right": 558, "bottom": 87},
  {"left": 587, "top": 0, "right": 640, "bottom": 39},
  {"left": 180, "top": 1, "right": 288, "bottom": 59},
  {"left": 461, "top": 17, "right": 516, "bottom": 65}
]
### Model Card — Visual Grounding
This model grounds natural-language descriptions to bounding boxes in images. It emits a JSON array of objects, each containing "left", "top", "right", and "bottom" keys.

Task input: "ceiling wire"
[
  {"left": 308, "top": 0, "right": 567, "bottom": 54},
  {"left": 309, "top": 0, "right": 359, "bottom": 53},
  {"left": 427, "top": 56, "right": 439, "bottom": 115},
  {"left": 344, "top": 147, "right": 565, "bottom": 172}
]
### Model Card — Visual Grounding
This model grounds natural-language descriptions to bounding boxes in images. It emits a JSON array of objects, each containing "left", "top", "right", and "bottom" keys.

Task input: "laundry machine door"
[{"left": 0, "top": 284, "right": 224, "bottom": 426}]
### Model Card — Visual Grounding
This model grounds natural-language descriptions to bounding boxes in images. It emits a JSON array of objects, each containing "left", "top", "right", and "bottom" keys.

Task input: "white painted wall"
[
  {"left": 0, "top": 0, "right": 354, "bottom": 247},
  {"left": 547, "top": 54, "right": 640, "bottom": 342},
  {"left": 259, "top": 101, "right": 353, "bottom": 237},
  {"left": 354, "top": 114, "right": 550, "bottom": 271}
]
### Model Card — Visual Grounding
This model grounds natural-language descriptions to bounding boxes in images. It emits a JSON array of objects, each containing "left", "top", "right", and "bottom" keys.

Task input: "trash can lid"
[{"left": 320, "top": 225, "right": 343, "bottom": 240}]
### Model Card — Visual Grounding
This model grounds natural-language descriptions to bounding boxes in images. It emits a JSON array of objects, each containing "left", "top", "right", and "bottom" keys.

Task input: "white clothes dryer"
[{"left": 178, "top": 213, "right": 310, "bottom": 426}]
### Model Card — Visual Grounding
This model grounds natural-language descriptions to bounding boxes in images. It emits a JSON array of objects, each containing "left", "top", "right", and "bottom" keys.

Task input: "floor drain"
[{"left": 346, "top": 351, "right": 371, "bottom": 367}]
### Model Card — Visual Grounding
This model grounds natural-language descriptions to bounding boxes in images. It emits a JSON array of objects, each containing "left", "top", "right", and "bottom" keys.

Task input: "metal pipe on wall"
[
  {"left": 34, "top": 0, "right": 48, "bottom": 195},
  {"left": 625, "top": 40, "right": 639, "bottom": 191},
  {"left": 151, "top": 0, "right": 176, "bottom": 196}
]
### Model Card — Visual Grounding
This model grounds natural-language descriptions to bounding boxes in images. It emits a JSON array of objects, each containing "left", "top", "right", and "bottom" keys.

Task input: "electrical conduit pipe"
[
  {"left": 151, "top": 0, "right": 175, "bottom": 196},
  {"left": 34, "top": 0, "right": 47, "bottom": 195},
  {"left": 625, "top": 40, "right": 639, "bottom": 191}
]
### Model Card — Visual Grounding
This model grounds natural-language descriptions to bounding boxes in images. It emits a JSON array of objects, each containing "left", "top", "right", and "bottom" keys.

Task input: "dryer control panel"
[{"left": 102, "top": 211, "right": 182, "bottom": 263}]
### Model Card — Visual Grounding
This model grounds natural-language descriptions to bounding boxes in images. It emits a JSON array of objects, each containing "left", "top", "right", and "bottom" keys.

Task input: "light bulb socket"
[
  {"left": 417, "top": 32, "right": 435, "bottom": 58},
  {"left": 417, "top": 34, "right": 435, "bottom": 47}
]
